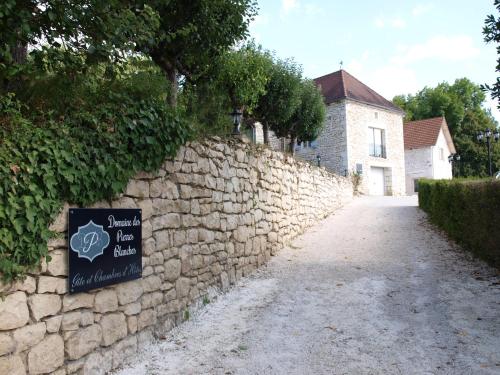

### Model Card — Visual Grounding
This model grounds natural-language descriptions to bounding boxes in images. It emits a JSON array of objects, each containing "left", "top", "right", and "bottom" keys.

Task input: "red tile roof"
[
  {"left": 404, "top": 116, "right": 456, "bottom": 153},
  {"left": 314, "top": 70, "right": 403, "bottom": 113}
]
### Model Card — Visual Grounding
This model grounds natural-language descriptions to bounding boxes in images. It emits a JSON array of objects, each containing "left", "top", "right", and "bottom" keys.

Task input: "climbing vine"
[{"left": 0, "top": 89, "right": 192, "bottom": 282}]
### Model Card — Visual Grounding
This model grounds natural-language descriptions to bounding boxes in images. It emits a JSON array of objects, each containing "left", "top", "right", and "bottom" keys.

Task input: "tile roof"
[
  {"left": 314, "top": 69, "right": 404, "bottom": 113},
  {"left": 404, "top": 116, "right": 456, "bottom": 153}
]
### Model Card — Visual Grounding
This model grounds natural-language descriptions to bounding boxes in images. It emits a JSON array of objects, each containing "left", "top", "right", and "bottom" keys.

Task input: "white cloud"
[
  {"left": 249, "top": 14, "right": 269, "bottom": 43},
  {"left": 374, "top": 16, "right": 406, "bottom": 29},
  {"left": 281, "top": 0, "right": 299, "bottom": 15},
  {"left": 374, "top": 17, "right": 385, "bottom": 28},
  {"left": 345, "top": 54, "right": 419, "bottom": 99},
  {"left": 391, "top": 17, "right": 406, "bottom": 29},
  {"left": 304, "top": 3, "right": 322, "bottom": 16},
  {"left": 391, "top": 35, "right": 480, "bottom": 65},
  {"left": 412, "top": 3, "right": 434, "bottom": 17}
]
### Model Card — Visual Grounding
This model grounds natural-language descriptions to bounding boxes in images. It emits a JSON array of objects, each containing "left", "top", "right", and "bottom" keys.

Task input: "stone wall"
[{"left": 0, "top": 137, "right": 352, "bottom": 375}]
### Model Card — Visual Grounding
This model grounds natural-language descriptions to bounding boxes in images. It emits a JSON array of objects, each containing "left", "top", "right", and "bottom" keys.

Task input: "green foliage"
[
  {"left": 216, "top": 43, "right": 272, "bottom": 111},
  {"left": 0, "top": 72, "right": 191, "bottom": 282},
  {"left": 393, "top": 78, "right": 499, "bottom": 177},
  {"left": 272, "top": 79, "right": 326, "bottom": 153},
  {"left": 418, "top": 179, "right": 500, "bottom": 269},
  {"left": 140, "top": 0, "right": 258, "bottom": 104},
  {"left": 483, "top": 0, "right": 500, "bottom": 107},
  {"left": 0, "top": 1, "right": 160, "bottom": 88},
  {"left": 254, "top": 58, "right": 303, "bottom": 142}
]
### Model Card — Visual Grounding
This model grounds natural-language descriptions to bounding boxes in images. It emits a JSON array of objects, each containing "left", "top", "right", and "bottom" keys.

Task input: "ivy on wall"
[{"left": 0, "top": 92, "right": 191, "bottom": 282}]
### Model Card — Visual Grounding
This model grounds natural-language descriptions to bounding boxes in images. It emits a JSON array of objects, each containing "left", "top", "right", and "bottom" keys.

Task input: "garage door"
[{"left": 369, "top": 167, "right": 385, "bottom": 196}]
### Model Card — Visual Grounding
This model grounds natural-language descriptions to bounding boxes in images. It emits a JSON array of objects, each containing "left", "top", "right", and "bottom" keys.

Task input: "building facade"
[
  {"left": 290, "top": 70, "right": 406, "bottom": 196},
  {"left": 403, "top": 117, "right": 456, "bottom": 195}
]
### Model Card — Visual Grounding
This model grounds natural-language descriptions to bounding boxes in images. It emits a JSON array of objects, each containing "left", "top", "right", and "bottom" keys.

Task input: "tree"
[
  {"left": 272, "top": 80, "right": 326, "bottom": 155},
  {"left": 0, "top": 1, "right": 160, "bottom": 93},
  {"left": 483, "top": 0, "right": 500, "bottom": 108},
  {"left": 394, "top": 78, "right": 499, "bottom": 177},
  {"left": 138, "top": 0, "right": 257, "bottom": 106},
  {"left": 179, "top": 43, "right": 272, "bottom": 135},
  {"left": 254, "top": 58, "right": 302, "bottom": 144}
]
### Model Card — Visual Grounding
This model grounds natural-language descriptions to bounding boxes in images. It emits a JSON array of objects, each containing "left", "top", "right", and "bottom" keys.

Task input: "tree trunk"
[
  {"left": 166, "top": 67, "right": 178, "bottom": 107},
  {"left": 12, "top": 42, "right": 28, "bottom": 64},
  {"left": 263, "top": 122, "right": 270, "bottom": 145},
  {"left": 289, "top": 136, "right": 296, "bottom": 155}
]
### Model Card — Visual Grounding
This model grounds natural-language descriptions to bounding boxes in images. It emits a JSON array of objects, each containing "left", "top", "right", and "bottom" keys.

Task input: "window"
[
  {"left": 414, "top": 179, "right": 419, "bottom": 193},
  {"left": 368, "top": 127, "right": 386, "bottom": 158}
]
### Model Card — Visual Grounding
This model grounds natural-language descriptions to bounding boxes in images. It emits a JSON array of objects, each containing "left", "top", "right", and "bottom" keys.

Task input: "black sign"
[{"left": 68, "top": 208, "right": 142, "bottom": 294}]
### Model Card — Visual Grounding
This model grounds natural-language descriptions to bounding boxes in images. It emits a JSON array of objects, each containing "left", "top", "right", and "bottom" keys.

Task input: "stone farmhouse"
[
  {"left": 403, "top": 116, "right": 456, "bottom": 195},
  {"left": 263, "top": 70, "right": 406, "bottom": 196}
]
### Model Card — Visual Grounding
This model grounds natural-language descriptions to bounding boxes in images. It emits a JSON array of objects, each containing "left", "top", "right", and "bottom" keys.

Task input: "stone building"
[
  {"left": 403, "top": 116, "right": 456, "bottom": 195},
  {"left": 270, "top": 69, "right": 406, "bottom": 196}
]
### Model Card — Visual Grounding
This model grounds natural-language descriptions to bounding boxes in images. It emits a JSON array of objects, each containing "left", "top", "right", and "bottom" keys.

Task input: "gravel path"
[{"left": 116, "top": 196, "right": 500, "bottom": 375}]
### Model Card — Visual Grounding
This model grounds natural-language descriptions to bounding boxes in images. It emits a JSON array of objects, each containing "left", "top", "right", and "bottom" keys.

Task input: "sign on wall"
[{"left": 68, "top": 208, "right": 142, "bottom": 294}]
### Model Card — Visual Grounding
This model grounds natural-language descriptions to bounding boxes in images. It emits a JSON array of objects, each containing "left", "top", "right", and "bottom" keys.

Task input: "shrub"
[{"left": 418, "top": 179, "right": 500, "bottom": 268}]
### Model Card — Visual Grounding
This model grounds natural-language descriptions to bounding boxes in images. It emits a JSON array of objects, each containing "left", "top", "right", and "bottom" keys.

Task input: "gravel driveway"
[{"left": 116, "top": 196, "right": 500, "bottom": 375}]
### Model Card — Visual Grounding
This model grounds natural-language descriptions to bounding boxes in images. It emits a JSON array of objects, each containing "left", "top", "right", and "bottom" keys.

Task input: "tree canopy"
[
  {"left": 394, "top": 78, "right": 499, "bottom": 177},
  {"left": 483, "top": 0, "right": 500, "bottom": 107},
  {"left": 253, "top": 58, "right": 303, "bottom": 144}
]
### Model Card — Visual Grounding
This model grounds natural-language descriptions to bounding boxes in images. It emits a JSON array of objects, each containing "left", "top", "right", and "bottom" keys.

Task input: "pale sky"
[{"left": 250, "top": 0, "right": 500, "bottom": 122}]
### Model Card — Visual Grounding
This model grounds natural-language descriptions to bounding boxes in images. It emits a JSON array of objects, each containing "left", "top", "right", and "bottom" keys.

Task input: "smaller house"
[{"left": 403, "top": 117, "right": 456, "bottom": 195}]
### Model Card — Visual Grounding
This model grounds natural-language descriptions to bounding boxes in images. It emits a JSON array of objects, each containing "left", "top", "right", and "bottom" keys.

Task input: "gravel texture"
[{"left": 116, "top": 196, "right": 500, "bottom": 375}]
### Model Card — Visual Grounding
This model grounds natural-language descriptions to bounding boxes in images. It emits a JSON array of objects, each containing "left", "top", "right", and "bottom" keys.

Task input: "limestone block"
[
  {"left": 198, "top": 229, "right": 215, "bottom": 243},
  {"left": 13, "top": 322, "right": 46, "bottom": 352},
  {"left": 125, "top": 179, "right": 149, "bottom": 198},
  {"left": 137, "top": 199, "right": 153, "bottom": 221},
  {"left": 100, "top": 312, "right": 127, "bottom": 346},
  {"left": 111, "top": 196, "right": 137, "bottom": 209},
  {"left": 149, "top": 179, "right": 163, "bottom": 198},
  {"left": 150, "top": 252, "right": 164, "bottom": 266},
  {"left": 164, "top": 259, "right": 181, "bottom": 282},
  {"left": 268, "top": 232, "right": 278, "bottom": 243},
  {"left": 137, "top": 309, "right": 157, "bottom": 331},
  {"left": 175, "top": 277, "right": 190, "bottom": 299},
  {"left": 112, "top": 336, "right": 137, "bottom": 370},
  {"left": 142, "top": 220, "right": 152, "bottom": 239},
  {"left": 63, "top": 293, "right": 94, "bottom": 312},
  {"left": 162, "top": 180, "right": 180, "bottom": 199},
  {"left": 141, "top": 275, "right": 161, "bottom": 293},
  {"left": 151, "top": 213, "right": 181, "bottom": 230},
  {"left": 94, "top": 289, "right": 118, "bottom": 313},
  {"left": 28, "top": 294, "right": 61, "bottom": 321},
  {"left": 62, "top": 311, "right": 82, "bottom": 331},
  {"left": 0, "top": 354, "right": 26, "bottom": 375},
  {"left": 83, "top": 351, "right": 113, "bottom": 375},
  {"left": 27, "top": 334, "right": 64, "bottom": 374},
  {"left": 81, "top": 310, "right": 94, "bottom": 326},
  {"left": 153, "top": 230, "right": 170, "bottom": 251},
  {"left": 141, "top": 292, "right": 163, "bottom": 310},
  {"left": 173, "top": 231, "right": 187, "bottom": 247},
  {"left": 127, "top": 316, "right": 138, "bottom": 334},
  {"left": 115, "top": 280, "right": 143, "bottom": 305},
  {"left": 37, "top": 276, "right": 67, "bottom": 294},
  {"left": 121, "top": 302, "right": 141, "bottom": 316},
  {"left": 0, "top": 333, "right": 14, "bottom": 356},
  {"left": 45, "top": 315, "right": 62, "bottom": 333},
  {"left": 6, "top": 276, "right": 37, "bottom": 294},
  {"left": 233, "top": 226, "right": 249, "bottom": 243},
  {"left": 48, "top": 202, "right": 70, "bottom": 233},
  {"left": 65, "top": 324, "right": 102, "bottom": 360},
  {"left": 47, "top": 249, "right": 68, "bottom": 276},
  {"left": 143, "top": 237, "right": 156, "bottom": 256},
  {"left": 0, "top": 292, "right": 29, "bottom": 330}
]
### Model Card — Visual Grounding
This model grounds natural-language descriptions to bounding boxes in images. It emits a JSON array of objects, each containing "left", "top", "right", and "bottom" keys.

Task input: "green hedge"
[{"left": 418, "top": 179, "right": 500, "bottom": 268}]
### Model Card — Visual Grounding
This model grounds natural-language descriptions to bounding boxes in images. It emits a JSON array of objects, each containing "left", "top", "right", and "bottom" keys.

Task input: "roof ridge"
[{"left": 339, "top": 70, "right": 348, "bottom": 98}]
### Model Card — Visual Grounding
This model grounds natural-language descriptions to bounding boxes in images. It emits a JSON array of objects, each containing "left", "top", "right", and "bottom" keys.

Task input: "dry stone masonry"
[{"left": 0, "top": 137, "right": 352, "bottom": 374}]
